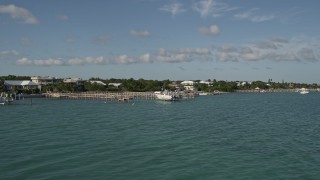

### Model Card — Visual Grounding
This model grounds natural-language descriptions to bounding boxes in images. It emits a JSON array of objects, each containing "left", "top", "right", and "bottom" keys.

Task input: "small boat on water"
[
  {"left": 198, "top": 92, "right": 208, "bottom": 96},
  {"left": 0, "top": 98, "right": 14, "bottom": 105},
  {"left": 0, "top": 94, "right": 14, "bottom": 105},
  {"left": 299, "top": 88, "right": 309, "bottom": 95},
  {"left": 154, "top": 91, "right": 179, "bottom": 101}
]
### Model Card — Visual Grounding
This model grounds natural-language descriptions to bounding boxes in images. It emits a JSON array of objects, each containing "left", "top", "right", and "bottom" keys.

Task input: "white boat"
[
  {"left": 198, "top": 92, "right": 208, "bottom": 96},
  {"left": 299, "top": 88, "right": 309, "bottom": 95},
  {"left": 154, "top": 91, "right": 179, "bottom": 101},
  {"left": 0, "top": 93, "right": 15, "bottom": 105}
]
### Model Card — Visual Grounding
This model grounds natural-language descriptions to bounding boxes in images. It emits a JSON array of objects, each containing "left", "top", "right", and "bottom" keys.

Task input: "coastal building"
[
  {"left": 63, "top": 78, "right": 84, "bottom": 85},
  {"left": 90, "top": 80, "right": 106, "bottom": 86},
  {"left": 181, "top": 80, "right": 195, "bottom": 91},
  {"left": 64, "top": 78, "right": 85, "bottom": 92},
  {"left": 108, "top": 83, "right": 122, "bottom": 89},
  {"left": 4, "top": 80, "right": 38, "bottom": 91},
  {"left": 31, "top": 76, "right": 60, "bottom": 90},
  {"left": 237, "top": 81, "right": 248, "bottom": 87},
  {"left": 181, "top": 80, "right": 195, "bottom": 86},
  {"left": 168, "top": 82, "right": 184, "bottom": 91},
  {"left": 31, "top": 76, "right": 59, "bottom": 85},
  {"left": 199, "top": 80, "right": 213, "bottom": 86}
]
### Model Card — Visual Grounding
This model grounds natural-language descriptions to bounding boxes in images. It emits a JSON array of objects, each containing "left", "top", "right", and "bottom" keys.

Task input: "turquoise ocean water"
[{"left": 1, "top": 93, "right": 320, "bottom": 179}]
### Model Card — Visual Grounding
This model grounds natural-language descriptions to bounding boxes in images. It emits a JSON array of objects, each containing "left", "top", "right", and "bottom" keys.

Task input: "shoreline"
[
  {"left": 9, "top": 88, "right": 319, "bottom": 102},
  {"left": 235, "top": 88, "right": 320, "bottom": 93}
]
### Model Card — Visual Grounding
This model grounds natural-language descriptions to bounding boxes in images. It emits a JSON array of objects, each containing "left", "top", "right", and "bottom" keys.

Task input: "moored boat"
[
  {"left": 154, "top": 91, "right": 179, "bottom": 101},
  {"left": 0, "top": 93, "right": 15, "bottom": 105},
  {"left": 299, "top": 88, "right": 309, "bottom": 95},
  {"left": 198, "top": 92, "right": 208, "bottom": 96}
]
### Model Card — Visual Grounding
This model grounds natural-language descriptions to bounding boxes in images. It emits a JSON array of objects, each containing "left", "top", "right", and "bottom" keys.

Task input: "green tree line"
[{"left": 1, "top": 75, "right": 319, "bottom": 93}]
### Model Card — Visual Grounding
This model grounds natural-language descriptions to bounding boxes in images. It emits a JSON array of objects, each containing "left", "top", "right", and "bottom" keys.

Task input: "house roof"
[
  {"left": 90, "top": 81, "right": 106, "bottom": 86},
  {"left": 4, "top": 80, "right": 38, "bottom": 86},
  {"left": 108, "top": 83, "right": 122, "bottom": 87},
  {"left": 181, "top": 81, "right": 194, "bottom": 85},
  {"left": 31, "top": 76, "right": 56, "bottom": 80},
  {"left": 63, "top": 78, "right": 82, "bottom": 83}
]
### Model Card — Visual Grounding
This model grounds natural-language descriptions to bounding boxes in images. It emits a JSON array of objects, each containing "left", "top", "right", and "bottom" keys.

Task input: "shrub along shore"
[{"left": 1, "top": 75, "right": 320, "bottom": 95}]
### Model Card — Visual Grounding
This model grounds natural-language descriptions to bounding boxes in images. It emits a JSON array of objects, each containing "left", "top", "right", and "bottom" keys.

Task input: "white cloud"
[
  {"left": 214, "top": 46, "right": 239, "bottom": 62},
  {"left": 271, "top": 37, "right": 289, "bottom": 44},
  {"left": 156, "top": 53, "right": 187, "bottom": 63},
  {"left": 16, "top": 58, "right": 32, "bottom": 65},
  {"left": 211, "top": 37, "right": 320, "bottom": 62},
  {"left": 193, "top": 0, "right": 238, "bottom": 18},
  {"left": 115, "top": 55, "right": 135, "bottom": 64},
  {"left": 16, "top": 58, "right": 64, "bottom": 66},
  {"left": 158, "top": 48, "right": 167, "bottom": 56},
  {"left": 193, "top": 0, "right": 213, "bottom": 17},
  {"left": 254, "top": 38, "right": 289, "bottom": 50},
  {"left": 198, "top": 25, "right": 220, "bottom": 35},
  {"left": 234, "top": 8, "right": 275, "bottom": 22},
  {"left": 0, "top": 50, "right": 19, "bottom": 58},
  {"left": 33, "top": 59, "right": 64, "bottom": 66},
  {"left": 140, "top": 53, "right": 152, "bottom": 63},
  {"left": 129, "top": 30, "right": 150, "bottom": 37},
  {"left": 241, "top": 50, "right": 260, "bottom": 61},
  {"left": 15, "top": 57, "right": 109, "bottom": 66},
  {"left": 217, "top": 52, "right": 238, "bottom": 62},
  {"left": 159, "top": 2, "right": 186, "bottom": 16},
  {"left": 297, "top": 48, "right": 317, "bottom": 62},
  {"left": 13, "top": 37, "right": 320, "bottom": 66},
  {"left": 254, "top": 41, "right": 278, "bottom": 50},
  {"left": 179, "top": 48, "right": 211, "bottom": 55},
  {"left": 0, "top": 4, "right": 38, "bottom": 24}
]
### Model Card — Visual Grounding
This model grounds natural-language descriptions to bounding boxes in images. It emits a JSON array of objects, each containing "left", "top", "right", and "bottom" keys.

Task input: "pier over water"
[
  {"left": 44, "top": 92, "right": 197, "bottom": 101},
  {"left": 45, "top": 92, "right": 157, "bottom": 101}
]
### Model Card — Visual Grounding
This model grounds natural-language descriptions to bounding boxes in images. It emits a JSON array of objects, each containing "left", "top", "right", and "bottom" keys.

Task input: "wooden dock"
[
  {"left": 43, "top": 91, "right": 196, "bottom": 101},
  {"left": 44, "top": 92, "right": 156, "bottom": 101}
]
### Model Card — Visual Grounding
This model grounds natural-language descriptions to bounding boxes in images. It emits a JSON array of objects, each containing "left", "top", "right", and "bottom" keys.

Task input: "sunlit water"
[{"left": 1, "top": 93, "right": 320, "bottom": 179}]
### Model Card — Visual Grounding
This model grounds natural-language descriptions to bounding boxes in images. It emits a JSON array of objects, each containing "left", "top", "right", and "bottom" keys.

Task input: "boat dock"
[
  {"left": 44, "top": 92, "right": 196, "bottom": 101},
  {"left": 44, "top": 92, "right": 156, "bottom": 101}
]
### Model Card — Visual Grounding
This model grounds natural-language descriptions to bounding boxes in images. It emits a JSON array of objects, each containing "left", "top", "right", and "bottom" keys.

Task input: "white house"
[
  {"left": 31, "top": 76, "right": 60, "bottom": 90},
  {"left": 181, "top": 80, "right": 195, "bottom": 86},
  {"left": 31, "top": 76, "right": 58, "bottom": 85},
  {"left": 63, "top": 78, "right": 84, "bottom": 85},
  {"left": 90, "top": 80, "right": 106, "bottom": 86},
  {"left": 4, "top": 80, "right": 38, "bottom": 91},
  {"left": 199, "top": 80, "right": 213, "bottom": 86},
  {"left": 108, "top": 83, "right": 122, "bottom": 89},
  {"left": 181, "top": 81, "right": 195, "bottom": 91},
  {"left": 237, "top": 81, "right": 248, "bottom": 87}
]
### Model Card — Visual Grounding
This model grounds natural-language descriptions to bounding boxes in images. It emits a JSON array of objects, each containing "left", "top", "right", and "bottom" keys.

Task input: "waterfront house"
[
  {"left": 181, "top": 80, "right": 195, "bottom": 91},
  {"left": 63, "top": 78, "right": 84, "bottom": 85},
  {"left": 108, "top": 83, "right": 122, "bottom": 89},
  {"left": 4, "top": 80, "right": 38, "bottom": 91},
  {"left": 90, "top": 80, "right": 106, "bottom": 86},
  {"left": 63, "top": 78, "right": 85, "bottom": 92},
  {"left": 168, "top": 82, "right": 184, "bottom": 91},
  {"left": 31, "top": 76, "right": 60, "bottom": 90},
  {"left": 237, "top": 81, "right": 248, "bottom": 87},
  {"left": 31, "top": 76, "right": 59, "bottom": 85},
  {"left": 199, "top": 80, "right": 213, "bottom": 86}
]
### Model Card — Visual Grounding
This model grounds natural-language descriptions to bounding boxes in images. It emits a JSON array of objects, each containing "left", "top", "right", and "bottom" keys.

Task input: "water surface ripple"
[{"left": 1, "top": 93, "right": 320, "bottom": 179}]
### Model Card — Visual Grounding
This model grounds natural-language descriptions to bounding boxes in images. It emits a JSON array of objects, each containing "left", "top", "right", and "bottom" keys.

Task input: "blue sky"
[{"left": 1, "top": 0, "right": 320, "bottom": 83}]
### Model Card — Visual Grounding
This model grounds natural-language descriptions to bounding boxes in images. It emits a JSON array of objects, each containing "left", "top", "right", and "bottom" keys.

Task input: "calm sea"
[{"left": 1, "top": 93, "right": 320, "bottom": 179}]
